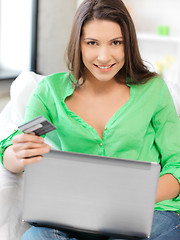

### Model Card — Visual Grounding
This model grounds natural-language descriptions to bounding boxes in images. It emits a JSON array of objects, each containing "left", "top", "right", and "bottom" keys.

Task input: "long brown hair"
[{"left": 66, "top": 0, "right": 157, "bottom": 85}]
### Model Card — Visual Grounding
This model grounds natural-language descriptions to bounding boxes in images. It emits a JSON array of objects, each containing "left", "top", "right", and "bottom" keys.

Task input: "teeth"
[{"left": 97, "top": 65, "right": 112, "bottom": 69}]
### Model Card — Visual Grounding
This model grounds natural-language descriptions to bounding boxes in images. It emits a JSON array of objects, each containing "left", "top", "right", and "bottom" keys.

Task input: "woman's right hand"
[{"left": 3, "top": 133, "right": 51, "bottom": 173}]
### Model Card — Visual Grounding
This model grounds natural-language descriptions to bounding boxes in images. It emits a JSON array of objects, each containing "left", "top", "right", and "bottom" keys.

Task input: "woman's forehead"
[{"left": 81, "top": 19, "right": 123, "bottom": 39}]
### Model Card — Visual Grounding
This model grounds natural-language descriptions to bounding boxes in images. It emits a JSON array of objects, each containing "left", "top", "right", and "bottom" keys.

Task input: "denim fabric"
[
  {"left": 145, "top": 211, "right": 180, "bottom": 240},
  {"left": 21, "top": 211, "right": 180, "bottom": 240},
  {"left": 110, "top": 211, "right": 180, "bottom": 240},
  {"left": 21, "top": 227, "right": 78, "bottom": 240}
]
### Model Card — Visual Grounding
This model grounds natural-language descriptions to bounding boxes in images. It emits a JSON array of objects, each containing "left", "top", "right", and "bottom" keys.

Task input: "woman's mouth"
[{"left": 94, "top": 63, "right": 116, "bottom": 71}]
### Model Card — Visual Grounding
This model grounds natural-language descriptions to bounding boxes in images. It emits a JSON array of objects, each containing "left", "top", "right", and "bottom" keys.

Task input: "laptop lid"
[{"left": 22, "top": 150, "right": 160, "bottom": 239}]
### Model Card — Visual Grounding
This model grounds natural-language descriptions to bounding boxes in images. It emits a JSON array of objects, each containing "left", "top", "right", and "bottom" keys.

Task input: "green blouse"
[{"left": 1, "top": 72, "right": 180, "bottom": 213}]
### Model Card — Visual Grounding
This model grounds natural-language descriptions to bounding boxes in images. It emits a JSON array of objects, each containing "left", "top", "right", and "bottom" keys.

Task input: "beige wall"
[{"left": 37, "top": 0, "right": 77, "bottom": 75}]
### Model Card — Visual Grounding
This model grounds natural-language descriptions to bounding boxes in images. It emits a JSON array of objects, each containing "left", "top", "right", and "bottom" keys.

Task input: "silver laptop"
[{"left": 22, "top": 150, "right": 160, "bottom": 239}]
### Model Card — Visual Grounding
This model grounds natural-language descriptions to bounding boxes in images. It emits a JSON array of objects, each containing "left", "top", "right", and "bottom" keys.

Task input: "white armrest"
[
  {"left": 0, "top": 165, "right": 30, "bottom": 239},
  {"left": 0, "top": 71, "right": 44, "bottom": 239}
]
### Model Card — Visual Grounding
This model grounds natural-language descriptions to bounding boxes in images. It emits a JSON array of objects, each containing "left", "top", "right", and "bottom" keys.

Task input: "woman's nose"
[{"left": 97, "top": 46, "right": 111, "bottom": 63}]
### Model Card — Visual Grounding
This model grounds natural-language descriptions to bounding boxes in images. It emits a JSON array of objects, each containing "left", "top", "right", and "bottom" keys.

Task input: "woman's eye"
[
  {"left": 87, "top": 41, "right": 97, "bottom": 46},
  {"left": 112, "top": 41, "right": 122, "bottom": 46}
]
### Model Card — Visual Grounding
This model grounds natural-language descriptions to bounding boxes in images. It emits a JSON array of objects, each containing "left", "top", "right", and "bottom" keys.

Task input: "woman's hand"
[{"left": 3, "top": 133, "right": 51, "bottom": 173}]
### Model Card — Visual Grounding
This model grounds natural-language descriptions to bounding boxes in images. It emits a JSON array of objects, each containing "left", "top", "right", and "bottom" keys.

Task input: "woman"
[{"left": 0, "top": 0, "right": 180, "bottom": 239}]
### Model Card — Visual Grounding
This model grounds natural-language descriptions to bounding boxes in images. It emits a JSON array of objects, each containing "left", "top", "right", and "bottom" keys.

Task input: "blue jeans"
[{"left": 21, "top": 211, "right": 180, "bottom": 240}]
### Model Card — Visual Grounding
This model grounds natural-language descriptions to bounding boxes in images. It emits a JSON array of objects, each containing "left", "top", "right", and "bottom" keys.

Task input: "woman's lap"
[
  {"left": 111, "top": 211, "right": 180, "bottom": 240},
  {"left": 21, "top": 227, "right": 78, "bottom": 240},
  {"left": 146, "top": 211, "right": 180, "bottom": 240},
  {"left": 21, "top": 211, "right": 180, "bottom": 240}
]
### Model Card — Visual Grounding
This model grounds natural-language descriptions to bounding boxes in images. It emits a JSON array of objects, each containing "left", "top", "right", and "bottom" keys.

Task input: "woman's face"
[{"left": 81, "top": 19, "right": 125, "bottom": 83}]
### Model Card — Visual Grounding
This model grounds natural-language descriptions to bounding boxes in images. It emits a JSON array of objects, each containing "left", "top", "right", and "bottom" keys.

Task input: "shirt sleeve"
[
  {"left": 0, "top": 129, "right": 22, "bottom": 166},
  {"left": 24, "top": 79, "right": 53, "bottom": 123},
  {"left": 152, "top": 81, "right": 180, "bottom": 189}
]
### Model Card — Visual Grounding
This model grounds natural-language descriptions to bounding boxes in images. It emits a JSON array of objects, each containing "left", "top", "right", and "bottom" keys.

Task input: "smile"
[
  {"left": 94, "top": 63, "right": 115, "bottom": 70},
  {"left": 94, "top": 64, "right": 115, "bottom": 70}
]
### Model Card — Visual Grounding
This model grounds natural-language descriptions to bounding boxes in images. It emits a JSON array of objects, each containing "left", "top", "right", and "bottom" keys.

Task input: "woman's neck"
[{"left": 79, "top": 73, "right": 126, "bottom": 96}]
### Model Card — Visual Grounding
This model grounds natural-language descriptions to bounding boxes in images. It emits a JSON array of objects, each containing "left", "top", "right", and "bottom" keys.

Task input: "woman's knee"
[
  {"left": 21, "top": 226, "right": 47, "bottom": 240},
  {"left": 21, "top": 226, "right": 68, "bottom": 240}
]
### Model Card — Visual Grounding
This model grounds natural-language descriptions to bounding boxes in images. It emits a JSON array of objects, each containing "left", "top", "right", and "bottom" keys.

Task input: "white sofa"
[
  {"left": 0, "top": 71, "right": 44, "bottom": 240},
  {"left": 0, "top": 71, "right": 180, "bottom": 240}
]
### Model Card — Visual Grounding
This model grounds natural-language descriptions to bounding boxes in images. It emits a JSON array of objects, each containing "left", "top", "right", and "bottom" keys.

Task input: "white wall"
[
  {"left": 123, "top": 0, "right": 180, "bottom": 36},
  {"left": 37, "top": 0, "right": 77, "bottom": 75},
  {"left": 77, "top": 0, "right": 83, "bottom": 7}
]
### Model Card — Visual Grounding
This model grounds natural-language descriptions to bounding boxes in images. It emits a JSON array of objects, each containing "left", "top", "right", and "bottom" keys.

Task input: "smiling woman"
[
  {"left": 80, "top": 19, "right": 125, "bottom": 83},
  {"left": 0, "top": 0, "right": 38, "bottom": 80},
  {"left": 1, "top": 0, "right": 180, "bottom": 239}
]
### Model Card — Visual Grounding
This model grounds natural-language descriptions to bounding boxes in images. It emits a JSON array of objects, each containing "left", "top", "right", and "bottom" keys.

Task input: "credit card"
[{"left": 18, "top": 116, "right": 56, "bottom": 136}]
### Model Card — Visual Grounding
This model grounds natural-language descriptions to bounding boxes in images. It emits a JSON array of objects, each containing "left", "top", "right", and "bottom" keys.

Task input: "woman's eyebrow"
[
  {"left": 110, "top": 36, "right": 123, "bottom": 41},
  {"left": 83, "top": 36, "right": 123, "bottom": 41},
  {"left": 83, "top": 38, "right": 98, "bottom": 41}
]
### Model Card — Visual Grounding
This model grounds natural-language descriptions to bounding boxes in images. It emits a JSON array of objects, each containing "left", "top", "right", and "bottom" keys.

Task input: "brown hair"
[{"left": 66, "top": 0, "right": 157, "bottom": 85}]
